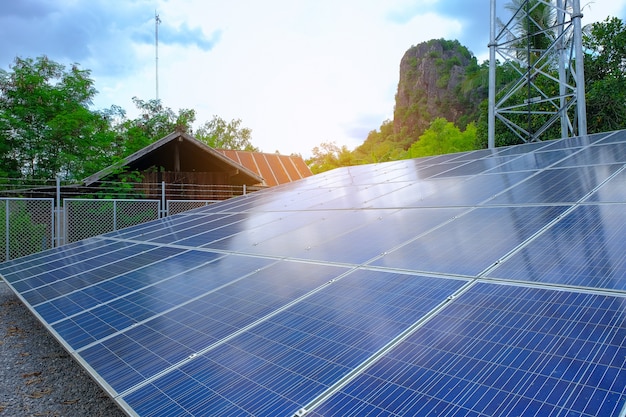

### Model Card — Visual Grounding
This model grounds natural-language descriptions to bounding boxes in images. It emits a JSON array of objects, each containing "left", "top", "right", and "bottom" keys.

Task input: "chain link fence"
[
  {"left": 0, "top": 198, "right": 55, "bottom": 262},
  {"left": 0, "top": 181, "right": 262, "bottom": 260},
  {"left": 166, "top": 200, "right": 218, "bottom": 216},
  {"left": 64, "top": 199, "right": 160, "bottom": 244}
]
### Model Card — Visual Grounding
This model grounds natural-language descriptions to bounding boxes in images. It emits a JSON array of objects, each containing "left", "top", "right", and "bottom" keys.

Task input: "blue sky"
[{"left": 1, "top": 0, "right": 625, "bottom": 156}]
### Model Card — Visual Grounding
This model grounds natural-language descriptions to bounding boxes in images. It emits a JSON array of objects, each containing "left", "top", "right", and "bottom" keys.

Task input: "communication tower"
[{"left": 487, "top": 0, "right": 587, "bottom": 148}]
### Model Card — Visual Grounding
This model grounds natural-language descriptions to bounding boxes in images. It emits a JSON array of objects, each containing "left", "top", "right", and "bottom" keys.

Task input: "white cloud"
[
  {"left": 4, "top": 0, "right": 626, "bottom": 157},
  {"left": 123, "top": 1, "right": 465, "bottom": 156}
]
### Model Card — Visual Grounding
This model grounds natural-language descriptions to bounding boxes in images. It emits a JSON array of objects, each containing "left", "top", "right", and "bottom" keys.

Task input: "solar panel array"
[{"left": 2, "top": 130, "right": 626, "bottom": 416}]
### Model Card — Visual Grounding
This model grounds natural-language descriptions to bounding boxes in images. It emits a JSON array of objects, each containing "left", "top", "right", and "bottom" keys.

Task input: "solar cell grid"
[
  {"left": 485, "top": 164, "right": 622, "bottom": 205},
  {"left": 306, "top": 282, "right": 626, "bottom": 417},
  {"left": 487, "top": 204, "right": 626, "bottom": 290},
  {"left": 416, "top": 152, "right": 468, "bottom": 165},
  {"left": 446, "top": 147, "right": 499, "bottom": 162},
  {"left": 596, "top": 130, "right": 626, "bottom": 144},
  {"left": 554, "top": 141, "right": 626, "bottom": 167},
  {"left": 77, "top": 260, "right": 347, "bottom": 394},
  {"left": 485, "top": 147, "right": 581, "bottom": 173},
  {"left": 121, "top": 271, "right": 467, "bottom": 416},
  {"left": 9, "top": 243, "right": 174, "bottom": 296},
  {"left": 297, "top": 208, "right": 465, "bottom": 264},
  {"left": 490, "top": 140, "right": 552, "bottom": 156},
  {"left": 205, "top": 209, "right": 382, "bottom": 257},
  {"left": 429, "top": 157, "right": 505, "bottom": 178},
  {"left": 244, "top": 187, "right": 338, "bottom": 211},
  {"left": 408, "top": 171, "right": 532, "bottom": 207},
  {"left": 314, "top": 183, "right": 412, "bottom": 210},
  {"left": 541, "top": 131, "right": 612, "bottom": 149},
  {"left": 0, "top": 239, "right": 134, "bottom": 280},
  {"left": 416, "top": 160, "right": 471, "bottom": 179},
  {"left": 588, "top": 166, "right": 626, "bottom": 202},
  {"left": 371, "top": 205, "right": 568, "bottom": 276},
  {"left": 107, "top": 212, "right": 229, "bottom": 241}
]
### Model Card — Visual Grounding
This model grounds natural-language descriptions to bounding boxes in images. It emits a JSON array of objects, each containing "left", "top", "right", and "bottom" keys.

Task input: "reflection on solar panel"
[{"left": 2, "top": 130, "right": 626, "bottom": 416}]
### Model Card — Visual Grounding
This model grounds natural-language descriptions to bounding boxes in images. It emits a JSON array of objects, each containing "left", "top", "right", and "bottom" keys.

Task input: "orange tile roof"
[{"left": 216, "top": 150, "right": 313, "bottom": 187}]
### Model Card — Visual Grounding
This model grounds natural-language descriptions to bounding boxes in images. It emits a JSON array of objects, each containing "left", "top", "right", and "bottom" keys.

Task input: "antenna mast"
[{"left": 155, "top": 11, "right": 161, "bottom": 101}]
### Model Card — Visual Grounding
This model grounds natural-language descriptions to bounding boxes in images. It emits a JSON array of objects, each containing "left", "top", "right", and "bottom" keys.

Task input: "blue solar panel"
[
  {"left": 78, "top": 260, "right": 348, "bottom": 393},
  {"left": 0, "top": 239, "right": 130, "bottom": 281},
  {"left": 2, "top": 132, "right": 626, "bottom": 417},
  {"left": 371, "top": 205, "right": 568, "bottom": 276},
  {"left": 487, "top": 204, "right": 626, "bottom": 290},
  {"left": 122, "top": 271, "right": 467, "bottom": 416},
  {"left": 306, "top": 282, "right": 626, "bottom": 417},
  {"left": 485, "top": 164, "right": 622, "bottom": 204},
  {"left": 485, "top": 148, "right": 581, "bottom": 173},
  {"left": 588, "top": 167, "right": 626, "bottom": 202},
  {"left": 554, "top": 141, "right": 626, "bottom": 167}
]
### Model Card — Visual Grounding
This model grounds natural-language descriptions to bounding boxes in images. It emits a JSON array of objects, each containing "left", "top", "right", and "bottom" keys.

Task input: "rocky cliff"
[{"left": 393, "top": 39, "right": 485, "bottom": 145}]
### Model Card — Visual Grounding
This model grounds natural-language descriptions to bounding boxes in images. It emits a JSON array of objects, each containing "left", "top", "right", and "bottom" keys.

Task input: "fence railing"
[
  {"left": 0, "top": 178, "right": 264, "bottom": 200},
  {"left": 0, "top": 179, "right": 262, "bottom": 261}
]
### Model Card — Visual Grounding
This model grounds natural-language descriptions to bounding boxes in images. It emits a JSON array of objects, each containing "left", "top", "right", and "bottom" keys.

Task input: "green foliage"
[
  {"left": 94, "top": 165, "right": 146, "bottom": 199},
  {"left": 353, "top": 120, "right": 409, "bottom": 164},
  {"left": 310, "top": 17, "right": 626, "bottom": 166},
  {"left": 306, "top": 142, "right": 355, "bottom": 174},
  {"left": 584, "top": 17, "right": 626, "bottom": 133},
  {"left": 0, "top": 56, "right": 117, "bottom": 180},
  {"left": 0, "top": 201, "right": 49, "bottom": 260},
  {"left": 0, "top": 55, "right": 262, "bottom": 181},
  {"left": 407, "top": 118, "right": 477, "bottom": 158},
  {"left": 195, "top": 116, "right": 258, "bottom": 151},
  {"left": 504, "top": 0, "right": 555, "bottom": 64},
  {"left": 116, "top": 97, "right": 196, "bottom": 156}
]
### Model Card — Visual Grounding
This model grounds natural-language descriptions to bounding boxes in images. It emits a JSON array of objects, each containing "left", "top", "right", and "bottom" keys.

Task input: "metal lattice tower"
[{"left": 488, "top": 0, "right": 587, "bottom": 148}]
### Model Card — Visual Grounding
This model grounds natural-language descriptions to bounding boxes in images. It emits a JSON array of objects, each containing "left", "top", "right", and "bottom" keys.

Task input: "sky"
[{"left": 1, "top": 1, "right": 625, "bottom": 157}]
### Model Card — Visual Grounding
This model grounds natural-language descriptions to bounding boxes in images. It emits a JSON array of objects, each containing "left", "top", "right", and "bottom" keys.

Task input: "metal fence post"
[
  {"left": 56, "top": 177, "right": 61, "bottom": 247},
  {"left": 5, "top": 200, "right": 9, "bottom": 261},
  {"left": 113, "top": 200, "right": 118, "bottom": 231},
  {"left": 243, "top": 184, "right": 246, "bottom": 195},
  {"left": 161, "top": 181, "right": 166, "bottom": 217}
]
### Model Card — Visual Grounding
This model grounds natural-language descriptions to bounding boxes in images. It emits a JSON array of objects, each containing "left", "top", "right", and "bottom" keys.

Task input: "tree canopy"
[
  {"left": 584, "top": 17, "right": 626, "bottom": 133},
  {"left": 0, "top": 56, "right": 257, "bottom": 181},
  {"left": 0, "top": 56, "right": 116, "bottom": 179},
  {"left": 195, "top": 116, "right": 259, "bottom": 151},
  {"left": 407, "top": 119, "right": 476, "bottom": 158}
]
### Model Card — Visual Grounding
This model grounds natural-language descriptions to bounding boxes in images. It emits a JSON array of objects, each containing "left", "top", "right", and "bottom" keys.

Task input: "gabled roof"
[
  {"left": 83, "top": 132, "right": 264, "bottom": 186},
  {"left": 215, "top": 149, "right": 313, "bottom": 187}
]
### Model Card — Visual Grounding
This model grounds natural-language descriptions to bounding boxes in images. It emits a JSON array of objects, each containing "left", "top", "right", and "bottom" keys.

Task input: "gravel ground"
[{"left": 0, "top": 281, "right": 127, "bottom": 417}]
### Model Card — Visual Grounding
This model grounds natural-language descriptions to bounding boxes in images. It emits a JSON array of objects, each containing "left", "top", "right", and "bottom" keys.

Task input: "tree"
[
  {"left": 407, "top": 118, "right": 476, "bottom": 158},
  {"left": 306, "top": 142, "right": 355, "bottom": 174},
  {"left": 0, "top": 56, "right": 116, "bottom": 179},
  {"left": 116, "top": 97, "right": 196, "bottom": 156},
  {"left": 353, "top": 120, "right": 406, "bottom": 164},
  {"left": 504, "top": 0, "right": 556, "bottom": 65},
  {"left": 195, "top": 116, "right": 258, "bottom": 151},
  {"left": 584, "top": 17, "right": 626, "bottom": 133}
]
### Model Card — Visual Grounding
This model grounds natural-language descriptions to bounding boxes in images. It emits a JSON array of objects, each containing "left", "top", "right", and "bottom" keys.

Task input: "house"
[{"left": 82, "top": 131, "right": 312, "bottom": 199}]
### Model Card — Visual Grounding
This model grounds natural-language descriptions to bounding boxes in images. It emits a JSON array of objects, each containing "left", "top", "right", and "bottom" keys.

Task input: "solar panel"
[
  {"left": 2, "top": 130, "right": 626, "bottom": 416},
  {"left": 306, "top": 282, "right": 626, "bottom": 417}
]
